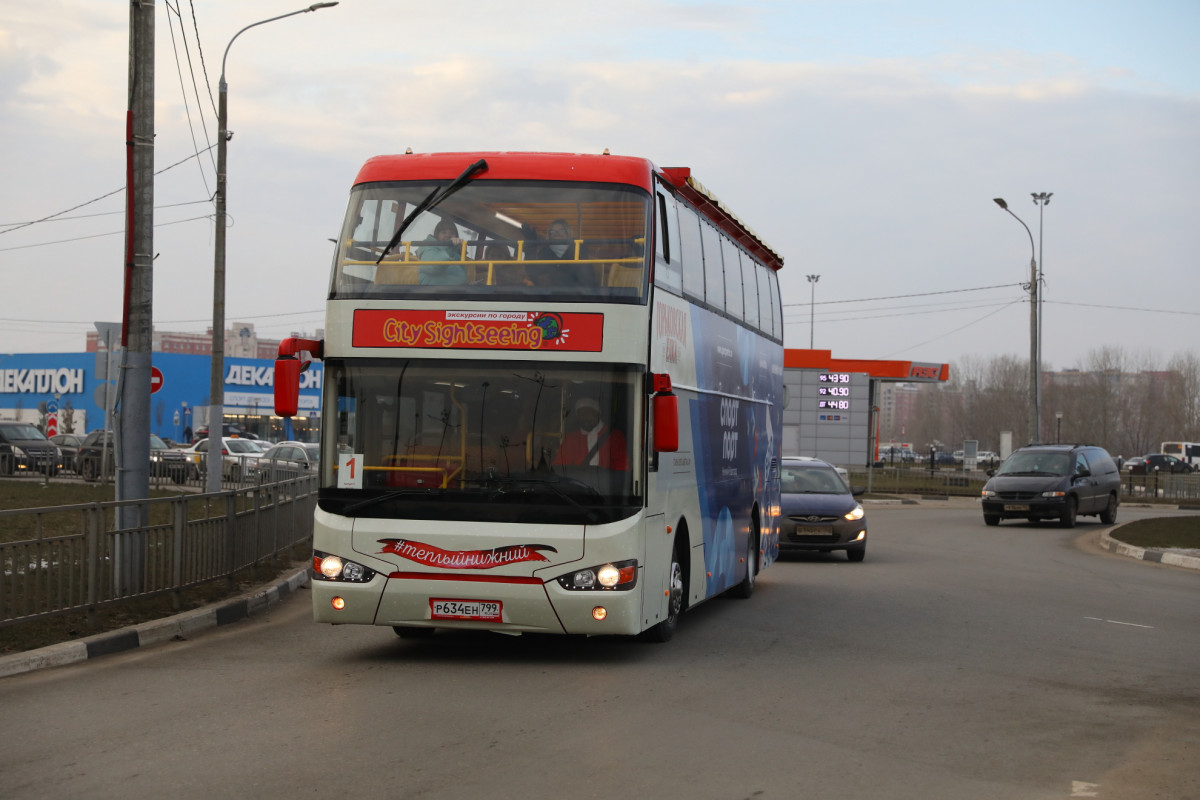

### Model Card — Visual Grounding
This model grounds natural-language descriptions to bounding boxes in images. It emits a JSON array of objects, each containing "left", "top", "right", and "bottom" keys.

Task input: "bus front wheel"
[{"left": 644, "top": 542, "right": 685, "bottom": 643}]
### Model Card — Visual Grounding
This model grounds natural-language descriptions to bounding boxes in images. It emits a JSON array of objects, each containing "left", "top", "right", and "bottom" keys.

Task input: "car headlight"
[
  {"left": 1041, "top": 491, "right": 1066, "bottom": 498},
  {"left": 981, "top": 489, "right": 996, "bottom": 497},
  {"left": 313, "top": 551, "right": 376, "bottom": 583},
  {"left": 11, "top": 445, "right": 26, "bottom": 457},
  {"left": 844, "top": 503, "right": 865, "bottom": 521},
  {"left": 556, "top": 559, "right": 638, "bottom": 591}
]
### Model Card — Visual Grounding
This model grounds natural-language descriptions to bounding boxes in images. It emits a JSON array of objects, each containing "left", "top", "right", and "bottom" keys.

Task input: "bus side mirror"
[
  {"left": 274, "top": 337, "right": 324, "bottom": 418},
  {"left": 651, "top": 373, "right": 678, "bottom": 453},
  {"left": 275, "top": 357, "right": 302, "bottom": 418}
]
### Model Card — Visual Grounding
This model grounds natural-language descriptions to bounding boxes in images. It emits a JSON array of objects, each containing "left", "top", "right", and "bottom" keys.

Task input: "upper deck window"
[{"left": 331, "top": 180, "right": 652, "bottom": 304}]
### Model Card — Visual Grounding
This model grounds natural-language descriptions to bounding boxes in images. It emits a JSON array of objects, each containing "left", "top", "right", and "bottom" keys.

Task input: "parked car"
[
  {"left": 980, "top": 443, "right": 1120, "bottom": 528},
  {"left": 50, "top": 433, "right": 85, "bottom": 473},
  {"left": 777, "top": 456, "right": 868, "bottom": 562},
  {"left": 75, "top": 430, "right": 192, "bottom": 483},
  {"left": 182, "top": 436, "right": 264, "bottom": 480},
  {"left": 194, "top": 424, "right": 258, "bottom": 440},
  {"left": 258, "top": 441, "right": 320, "bottom": 479},
  {"left": 878, "top": 446, "right": 915, "bottom": 463},
  {"left": 1125, "top": 453, "right": 1194, "bottom": 475},
  {"left": 0, "top": 421, "right": 61, "bottom": 476}
]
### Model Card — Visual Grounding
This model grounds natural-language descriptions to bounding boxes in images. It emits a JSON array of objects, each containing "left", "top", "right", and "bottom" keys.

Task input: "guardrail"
[
  {"left": 850, "top": 465, "right": 1200, "bottom": 504},
  {"left": 1121, "top": 472, "right": 1200, "bottom": 503},
  {"left": 0, "top": 472, "right": 317, "bottom": 629}
]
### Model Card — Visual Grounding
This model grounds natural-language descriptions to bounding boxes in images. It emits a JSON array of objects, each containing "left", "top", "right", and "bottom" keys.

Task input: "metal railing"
[
  {"left": 0, "top": 472, "right": 317, "bottom": 628},
  {"left": 849, "top": 465, "right": 1200, "bottom": 504}
]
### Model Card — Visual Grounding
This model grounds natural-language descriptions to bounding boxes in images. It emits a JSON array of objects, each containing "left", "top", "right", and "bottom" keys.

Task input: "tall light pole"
[
  {"left": 1032, "top": 192, "right": 1052, "bottom": 438},
  {"left": 993, "top": 197, "right": 1039, "bottom": 443},
  {"left": 209, "top": 2, "right": 338, "bottom": 493},
  {"left": 806, "top": 274, "right": 820, "bottom": 349}
]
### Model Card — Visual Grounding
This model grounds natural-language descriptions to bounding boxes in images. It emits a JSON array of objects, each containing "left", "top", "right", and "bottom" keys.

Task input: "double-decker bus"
[
  {"left": 1161, "top": 441, "right": 1200, "bottom": 467},
  {"left": 275, "top": 151, "right": 784, "bottom": 642}
]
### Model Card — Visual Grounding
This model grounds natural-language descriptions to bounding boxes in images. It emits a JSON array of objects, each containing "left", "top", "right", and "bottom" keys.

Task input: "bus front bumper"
[{"left": 312, "top": 571, "right": 644, "bottom": 636}]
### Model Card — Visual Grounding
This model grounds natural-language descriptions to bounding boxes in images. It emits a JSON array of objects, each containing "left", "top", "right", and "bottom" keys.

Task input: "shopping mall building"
[{"left": 0, "top": 350, "right": 322, "bottom": 444}]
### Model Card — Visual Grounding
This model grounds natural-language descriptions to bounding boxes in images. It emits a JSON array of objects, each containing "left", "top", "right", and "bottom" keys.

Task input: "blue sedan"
[{"left": 778, "top": 456, "right": 868, "bottom": 562}]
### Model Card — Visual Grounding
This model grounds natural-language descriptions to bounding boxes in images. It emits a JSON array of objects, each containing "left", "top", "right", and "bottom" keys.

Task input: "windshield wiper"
[
  {"left": 376, "top": 158, "right": 489, "bottom": 264},
  {"left": 341, "top": 487, "right": 434, "bottom": 515},
  {"left": 489, "top": 476, "right": 603, "bottom": 523}
]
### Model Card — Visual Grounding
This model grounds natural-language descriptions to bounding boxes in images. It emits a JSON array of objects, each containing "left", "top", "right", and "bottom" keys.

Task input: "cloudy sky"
[{"left": 2, "top": 0, "right": 1197, "bottom": 371}]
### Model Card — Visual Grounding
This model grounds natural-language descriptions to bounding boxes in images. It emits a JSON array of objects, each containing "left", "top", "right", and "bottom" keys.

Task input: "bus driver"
[{"left": 554, "top": 398, "right": 628, "bottom": 470}]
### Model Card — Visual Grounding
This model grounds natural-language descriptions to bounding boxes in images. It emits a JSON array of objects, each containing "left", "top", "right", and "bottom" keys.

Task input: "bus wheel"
[
  {"left": 393, "top": 626, "right": 435, "bottom": 639},
  {"left": 644, "top": 544, "right": 684, "bottom": 643},
  {"left": 729, "top": 531, "right": 757, "bottom": 599}
]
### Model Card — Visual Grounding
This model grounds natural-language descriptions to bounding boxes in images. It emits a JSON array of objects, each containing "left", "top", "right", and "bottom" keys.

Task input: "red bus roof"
[
  {"left": 354, "top": 151, "right": 656, "bottom": 189},
  {"left": 352, "top": 152, "right": 783, "bottom": 271}
]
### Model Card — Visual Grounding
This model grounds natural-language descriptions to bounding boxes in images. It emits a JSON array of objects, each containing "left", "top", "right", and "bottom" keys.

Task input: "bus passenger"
[
  {"left": 418, "top": 218, "right": 468, "bottom": 285},
  {"left": 526, "top": 219, "right": 598, "bottom": 288},
  {"left": 554, "top": 398, "right": 627, "bottom": 470},
  {"left": 482, "top": 243, "right": 525, "bottom": 286}
]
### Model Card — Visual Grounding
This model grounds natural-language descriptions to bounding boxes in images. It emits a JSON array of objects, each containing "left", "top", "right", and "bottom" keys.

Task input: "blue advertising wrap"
[{"left": 687, "top": 308, "right": 782, "bottom": 596}]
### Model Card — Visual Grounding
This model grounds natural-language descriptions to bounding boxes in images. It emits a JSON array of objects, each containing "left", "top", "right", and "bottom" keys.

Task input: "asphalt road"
[{"left": 1, "top": 501, "right": 1197, "bottom": 800}]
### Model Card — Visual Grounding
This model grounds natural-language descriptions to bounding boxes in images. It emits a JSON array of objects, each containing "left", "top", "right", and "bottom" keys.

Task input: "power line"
[
  {"left": 0, "top": 309, "right": 324, "bottom": 326},
  {"left": 165, "top": 0, "right": 216, "bottom": 198},
  {"left": 0, "top": 146, "right": 216, "bottom": 236},
  {"left": 0, "top": 215, "right": 211, "bottom": 253},
  {"left": 0, "top": 199, "right": 211, "bottom": 227},
  {"left": 781, "top": 282, "right": 1021, "bottom": 308},
  {"left": 876, "top": 301, "right": 1024, "bottom": 359},
  {"left": 783, "top": 296, "right": 1022, "bottom": 320},
  {"left": 1046, "top": 299, "right": 1200, "bottom": 317}
]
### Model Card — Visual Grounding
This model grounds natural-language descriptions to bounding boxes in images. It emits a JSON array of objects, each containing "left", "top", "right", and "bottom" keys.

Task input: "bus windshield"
[
  {"left": 331, "top": 180, "right": 651, "bottom": 302},
  {"left": 319, "top": 358, "right": 643, "bottom": 525}
]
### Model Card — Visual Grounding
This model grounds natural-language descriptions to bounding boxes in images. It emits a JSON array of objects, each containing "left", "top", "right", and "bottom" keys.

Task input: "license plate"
[
  {"left": 794, "top": 525, "right": 834, "bottom": 536},
  {"left": 430, "top": 598, "right": 502, "bottom": 621},
  {"left": 1004, "top": 504, "right": 1030, "bottom": 512}
]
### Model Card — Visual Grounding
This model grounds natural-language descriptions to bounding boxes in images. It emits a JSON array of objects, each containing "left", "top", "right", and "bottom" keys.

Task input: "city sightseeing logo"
[{"left": 530, "top": 313, "right": 569, "bottom": 346}]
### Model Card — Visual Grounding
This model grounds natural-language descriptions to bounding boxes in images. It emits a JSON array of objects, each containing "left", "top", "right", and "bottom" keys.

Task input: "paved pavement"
[{"left": 2, "top": 498, "right": 1196, "bottom": 679}]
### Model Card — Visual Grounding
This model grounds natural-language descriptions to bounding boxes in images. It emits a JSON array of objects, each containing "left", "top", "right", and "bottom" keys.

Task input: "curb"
[
  {"left": 1099, "top": 529, "right": 1200, "bottom": 572},
  {"left": 0, "top": 567, "right": 310, "bottom": 679}
]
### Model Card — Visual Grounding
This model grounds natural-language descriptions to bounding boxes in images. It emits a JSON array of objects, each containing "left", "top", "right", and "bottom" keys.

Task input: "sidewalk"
[{"left": 0, "top": 567, "right": 310, "bottom": 679}]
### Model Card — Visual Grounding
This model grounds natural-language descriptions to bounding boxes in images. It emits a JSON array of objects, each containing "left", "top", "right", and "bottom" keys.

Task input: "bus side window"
[
  {"left": 768, "top": 265, "right": 782, "bottom": 338},
  {"left": 679, "top": 206, "right": 705, "bottom": 301},
  {"left": 654, "top": 188, "right": 683, "bottom": 294},
  {"left": 741, "top": 252, "right": 759, "bottom": 329},
  {"left": 756, "top": 263, "right": 774, "bottom": 337},
  {"left": 701, "top": 221, "right": 725, "bottom": 311},
  {"left": 721, "top": 237, "right": 744, "bottom": 322}
]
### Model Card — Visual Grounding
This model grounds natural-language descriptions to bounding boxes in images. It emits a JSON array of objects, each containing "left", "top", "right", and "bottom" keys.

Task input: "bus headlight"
[
  {"left": 313, "top": 551, "right": 376, "bottom": 582},
  {"left": 556, "top": 559, "right": 638, "bottom": 591}
]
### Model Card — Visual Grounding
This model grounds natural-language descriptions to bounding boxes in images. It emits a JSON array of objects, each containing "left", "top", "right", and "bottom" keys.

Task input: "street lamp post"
[
  {"left": 1056, "top": 410, "right": 1063, "bottom": 444},
  {"left": 1032, "top": 192, "right": 1052, "bottom": 435},
  {"left": 806, "top": 274, "right": 820, "bottom": 349},
  {"left": 993, "top": 198, "right": 1039, "bottom": 444},
  {"left": 208, "top": 2, "right": 338, "bottom": 493}
]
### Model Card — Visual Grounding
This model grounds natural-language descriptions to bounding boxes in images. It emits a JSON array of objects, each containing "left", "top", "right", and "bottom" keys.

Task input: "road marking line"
[
  {"left": 1071, "top": 780, "right": 1100, "bottom": 797},
  {"left": 1084, "top": 616, "right": 1154, "bottom": 629}
]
